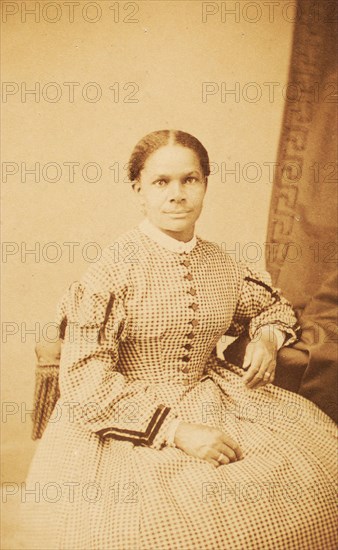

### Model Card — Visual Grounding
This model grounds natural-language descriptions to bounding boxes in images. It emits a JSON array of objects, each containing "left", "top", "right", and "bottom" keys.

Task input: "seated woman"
[{"left": 21, "top": 130, "right": 337, "bottom": 550}]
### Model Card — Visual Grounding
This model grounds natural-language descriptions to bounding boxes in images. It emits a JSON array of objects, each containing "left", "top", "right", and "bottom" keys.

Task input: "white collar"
[{"left": 139, "top": 218, "right": 197, "bottom": 254}]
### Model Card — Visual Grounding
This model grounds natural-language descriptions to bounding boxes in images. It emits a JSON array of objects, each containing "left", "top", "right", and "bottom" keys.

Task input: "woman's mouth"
[{"left": 164, "top": 210, "right": 191, "bottom": 217}]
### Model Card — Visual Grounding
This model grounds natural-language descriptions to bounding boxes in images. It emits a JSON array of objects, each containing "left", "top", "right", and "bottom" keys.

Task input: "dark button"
[
  {"left": 181, "top": 259, "right": 191, "bottom": 268},
  {"left": 190, "top": 319, "right": 199, "bottom": 327},
  {"left": 186, "top": 332, "right": 195, "bottom": 339},
  {"left": 187, "top": 287, "right": 197, "bottom": 296},
  {"left": 189, "top": 303, "right": 199, "bottom": 311},
  {"left": 181, "top": 365, "right": 190, "bottom": 374},
  {"left": 184, "top": 343, "right": 193, "bottom": 351},
  {"left": 184, "top": 273, "right": 193, "bottom": 281},
  {"left": 181, "top": 355, "right": 190, "bottom": 362}
]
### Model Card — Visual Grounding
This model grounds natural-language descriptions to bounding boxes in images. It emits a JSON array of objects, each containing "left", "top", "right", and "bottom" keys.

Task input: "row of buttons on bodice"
[{"left": 180, "top": 253, "right": 199, "bottom": 384}]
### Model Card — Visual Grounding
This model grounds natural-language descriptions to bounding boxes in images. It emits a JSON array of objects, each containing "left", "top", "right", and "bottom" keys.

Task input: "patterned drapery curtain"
[{"left": 266, "top": 0, "right": 337, "bottom": 421}]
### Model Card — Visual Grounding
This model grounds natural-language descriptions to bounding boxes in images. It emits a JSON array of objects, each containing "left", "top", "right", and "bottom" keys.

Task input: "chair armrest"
[{"left": 35, "top": 340, "right": 61, "bottom": 365}]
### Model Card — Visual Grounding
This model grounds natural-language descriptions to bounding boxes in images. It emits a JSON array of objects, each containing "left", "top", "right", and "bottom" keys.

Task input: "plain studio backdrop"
[{"left": 1, "top": 1, "right": 294, "bottom": 537}]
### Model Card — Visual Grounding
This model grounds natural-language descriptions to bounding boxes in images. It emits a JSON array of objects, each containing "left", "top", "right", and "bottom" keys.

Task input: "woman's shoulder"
[
  {"left": 81, "top": 227, "right": 143, "bottom": 293},
  {"left": 57, "top": 228, "right": 143, "bottom": 324},
  {"left": 101, "top": 226, "right": 144, "bottom": 266},
  {"left": 197, "top": 236, "right": 239, "bottom": 268}
]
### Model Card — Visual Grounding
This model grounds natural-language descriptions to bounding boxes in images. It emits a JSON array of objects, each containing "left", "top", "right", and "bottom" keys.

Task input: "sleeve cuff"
[
  {"left": 250, "top": 321, "right": 300, "bottom": 348},
  {"left": 258, "top": 325, "right": 286, "bottom": 350},
  {"left": 96, "top": 404, "right": 173, "bottom": 449}
]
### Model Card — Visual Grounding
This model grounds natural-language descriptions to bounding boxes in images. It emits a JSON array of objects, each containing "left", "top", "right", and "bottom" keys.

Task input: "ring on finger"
[
  {"left": 263, "top": 372, "right": 271, "bottom": 380},
  {"left": 217, "top": 453, "right": 225, "bottom": 463}
]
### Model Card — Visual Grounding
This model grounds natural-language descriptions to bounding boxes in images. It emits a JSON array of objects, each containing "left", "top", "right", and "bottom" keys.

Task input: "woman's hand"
[
  {"left": 174, "top": 421, "right": 243, "bottom": 467},
  {"left": 242, "top": 332, "right": 278, "bottom": 389}
]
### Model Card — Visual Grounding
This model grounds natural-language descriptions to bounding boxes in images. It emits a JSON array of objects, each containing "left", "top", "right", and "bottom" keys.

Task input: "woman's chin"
[{"left": 163, "top": 221, "right": 192, "bottom": 234}]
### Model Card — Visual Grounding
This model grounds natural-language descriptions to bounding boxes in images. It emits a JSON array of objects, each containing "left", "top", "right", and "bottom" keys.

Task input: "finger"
[
  {"left": 243, "top": 350, "right": 263, "bottom": 384},
  {"left": 247, "top": 359, "right": 270, "bottom": 389},
  {"left": 242, "top": 344, "right": 254, "bottom": 371},
  {"left": 246, "top": 349, "right": 277, "bottom": 388},
  {"left": 250, "top": 358, "right": 276, "bottom": 389},
  {"left": 201, "top": 452, "right": 219, "bottom": 468},
  {"left": 221, "top": 445, "right": 238, "bottom": 463},
  {"left": 251, "top": 371, "right": 270, "bottom": 389},
  {"left": 263, "top": 362, "right": 276, "bottom": 387},
  {"left": 208, "top": 457, "right": 221, "bottom": 468},
  {"left": 262, "top": 370, "right": 273, "bottom": 386},
  {"left": 255, "top": 358, "right": 276, "bottom": 389},
  {"left": 220, "top": 436, "right": 243, "bottom": 461},
  {"left": 212, "top": 450, "right": 230, "bottom": 466},
  {"left": 215, "top": 444, "right": 236, "bottom": 463}
]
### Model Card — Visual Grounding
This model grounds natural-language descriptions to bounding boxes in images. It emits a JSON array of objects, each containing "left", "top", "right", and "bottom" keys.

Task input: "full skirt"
[{"left": 20, "top": 359, "right": 338, "bottom": 550}]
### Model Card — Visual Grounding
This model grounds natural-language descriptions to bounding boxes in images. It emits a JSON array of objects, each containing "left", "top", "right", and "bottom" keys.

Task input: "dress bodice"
[{"left": 117, "top": 231, "right": 239, "bottom": 386}]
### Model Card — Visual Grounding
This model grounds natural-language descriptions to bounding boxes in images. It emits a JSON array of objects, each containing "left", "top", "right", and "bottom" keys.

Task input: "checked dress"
[{"left": 21, "top": 220, "right": 338, "bottom": 549}]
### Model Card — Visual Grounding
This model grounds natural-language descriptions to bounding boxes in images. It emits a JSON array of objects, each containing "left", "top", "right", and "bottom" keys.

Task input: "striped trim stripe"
[
  {"left": 96, "top": 405, "right": 171, "bottom": 446},
  {"left": 244, "top": 276, "right": 281, "bottom": 303}
]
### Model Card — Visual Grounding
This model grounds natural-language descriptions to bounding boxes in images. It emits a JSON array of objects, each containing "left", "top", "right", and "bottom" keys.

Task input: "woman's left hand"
[{"left": 242, "top": 334, "right": 278, "bottom": 389}]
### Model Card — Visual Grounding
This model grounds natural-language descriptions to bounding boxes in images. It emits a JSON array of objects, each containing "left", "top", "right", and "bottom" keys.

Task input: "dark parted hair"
[{"left": 127, "top": 130, "right": 210, "bottom": 182}]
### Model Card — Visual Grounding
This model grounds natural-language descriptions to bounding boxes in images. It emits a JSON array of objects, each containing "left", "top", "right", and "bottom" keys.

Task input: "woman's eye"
[
  {"left": 185, "top": 177, "right": 198, "bottom": 184},
  {"left": 153, "top": 180, "right": 167, "bottom": 187}
]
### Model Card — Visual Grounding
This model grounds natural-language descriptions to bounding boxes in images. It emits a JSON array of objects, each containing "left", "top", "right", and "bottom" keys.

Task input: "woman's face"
[{"left": 134, "top": 145, "right": 207, "bottom": 242}]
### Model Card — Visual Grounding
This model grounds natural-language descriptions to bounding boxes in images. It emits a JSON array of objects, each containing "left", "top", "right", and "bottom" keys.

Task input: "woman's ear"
[
  {"left": 132, "top": 180, "right": 146, "bottom": 212},
  {"left": 132, "top": 180, "right": 141, "bottom": 194}
]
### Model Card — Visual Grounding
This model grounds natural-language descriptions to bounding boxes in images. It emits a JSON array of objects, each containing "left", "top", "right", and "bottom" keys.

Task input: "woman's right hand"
[{"left": 174, "top": 421, "right": 243, "bottom": 467}]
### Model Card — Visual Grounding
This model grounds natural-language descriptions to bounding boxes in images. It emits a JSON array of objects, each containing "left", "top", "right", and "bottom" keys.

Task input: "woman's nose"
[{"left": 168, "top": 180, "right": 185, "bottom": 201}]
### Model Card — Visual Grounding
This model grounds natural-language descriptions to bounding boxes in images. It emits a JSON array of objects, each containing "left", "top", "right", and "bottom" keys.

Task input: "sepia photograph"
[{"left": 1, "top": 0, "right": 337, "bottom": 548}]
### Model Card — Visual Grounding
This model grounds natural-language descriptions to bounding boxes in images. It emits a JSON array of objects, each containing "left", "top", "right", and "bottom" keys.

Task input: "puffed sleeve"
[
  {"left": 57, "top": 256, "right": 177, "bottom": 450},
  {"left": 225, "top": 263, "right": 301, "bottom": 345}
]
